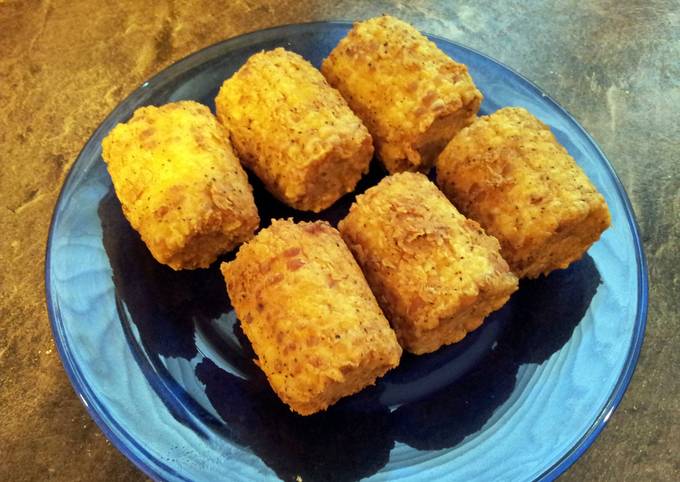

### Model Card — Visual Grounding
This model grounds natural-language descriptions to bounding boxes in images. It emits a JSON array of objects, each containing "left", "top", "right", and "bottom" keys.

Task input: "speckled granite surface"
[{"left": 0, "top": 1, "right": 678, "bottom": 480}]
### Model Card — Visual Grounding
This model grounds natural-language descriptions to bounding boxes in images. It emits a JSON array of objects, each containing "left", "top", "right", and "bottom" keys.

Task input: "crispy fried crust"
[
  {"left": 222, "top": 219, "right": 402, "bottom": 415},
  {"left": 436, "top": 107, "right": 611, "bottom": 278},
  {"left": 321, "top": 15, "right": 483, "bottom": 174},
  {"left": 338, "top": 173, "right": 518, "bottom": 354},
  {"left": 215, "top": 48, "right": 374, "bottom": 212},
  {"left": 101, "top": 101, "right": 259, "bottom": 270}
]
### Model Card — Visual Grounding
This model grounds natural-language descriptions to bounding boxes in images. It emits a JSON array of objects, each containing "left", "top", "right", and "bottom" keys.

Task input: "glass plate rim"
[{"left": 44, "top": 20, "right": 649, "bottom": 482}]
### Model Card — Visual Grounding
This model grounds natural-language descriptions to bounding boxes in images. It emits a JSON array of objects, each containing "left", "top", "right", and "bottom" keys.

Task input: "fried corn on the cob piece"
[
  {"left": 338, "top": 173, "right": 518, "bottom": 355},
  {"left": 215, "top": 48, "right": 374, "bottom": 213},
  {"left": 222, "top": 219, "right": 402, "bottom": 415},
  {"left": 101, "top": 101, "right": 259, "bottom": 270},
  {"left": 436, "top": 107, "right": 611, "bottom": 279},
  {"left": 321, "top": 15, "right": 483, "bottom": 174}
]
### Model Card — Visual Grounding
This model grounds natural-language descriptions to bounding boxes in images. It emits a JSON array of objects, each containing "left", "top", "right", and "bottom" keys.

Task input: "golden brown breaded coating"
[
  {"left": 222, "top": 219, "right": 402, "bottom": 415},
  {"left": 215, "top": 48, "right": 374, "bottom": 213},
  {"left": 101, "top": 101, "right": 259, "bottom": 270},
  {"left": 321, "top": 15, "right": 483, "bottom": 174},
  {"left": 338, "top": 173, "right": 518, "bottom": 355},
  {"left": 436, "top": 107, "right": 611, "bottom": 279}
]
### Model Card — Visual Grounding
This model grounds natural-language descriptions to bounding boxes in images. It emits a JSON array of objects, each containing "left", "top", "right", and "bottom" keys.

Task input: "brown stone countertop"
[{"left": 1, "top": 1, "right": 678, "bottom": 480}]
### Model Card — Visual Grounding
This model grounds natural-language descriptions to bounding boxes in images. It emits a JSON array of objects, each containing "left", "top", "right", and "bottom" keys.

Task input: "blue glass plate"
[{"left": 46, "top": 22, "right": 648, "bottom": 482}]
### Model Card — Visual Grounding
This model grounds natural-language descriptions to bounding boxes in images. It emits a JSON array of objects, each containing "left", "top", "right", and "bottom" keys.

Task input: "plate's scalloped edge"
[{"left": 45, "top": 21, "right": 649, "bottom": 482}]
